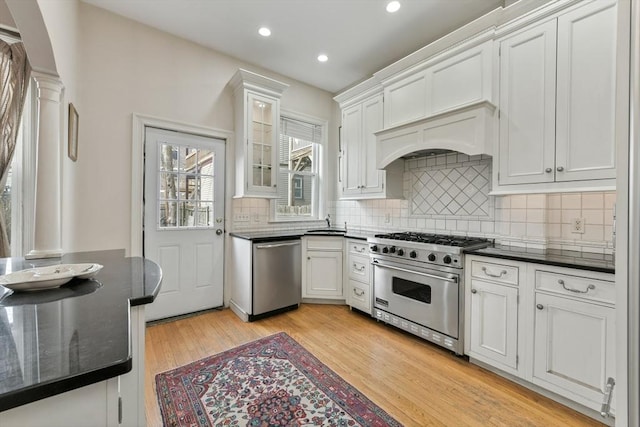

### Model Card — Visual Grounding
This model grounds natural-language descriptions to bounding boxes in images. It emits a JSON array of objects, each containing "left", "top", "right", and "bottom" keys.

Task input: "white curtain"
[{"left": 0, "top": 40, "right": 31, "bottom": 257}]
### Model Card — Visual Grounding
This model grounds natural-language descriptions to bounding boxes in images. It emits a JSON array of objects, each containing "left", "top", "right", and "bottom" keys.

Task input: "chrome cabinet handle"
[
  {"left": 482, "top": 266, "right": 507, "bottom": 278},
  {"left": 600, "top": 377, "right": 615, "bottom": 418},
  {"left": 471, "top": 289, "right": 477, "bottom": 294},
  {"left": 353, "top": 288, "right": 365, "bottom": 297},
  {"left": 353, "top": 246, "right": 366, "bottom": 253},
  {"left": 545, "top": 167, "right": 553, "bottom": 173},
  {"left": 353, "top": 263, "right": 365, "bottom": 272},
  {"left": 536, "top": 304, "right": 544, "bottom": 310},
  {"left": 558, "top": 279, "right": 596, "bottom": 294},
  {"left": 557, "top": 166, "right": 565, "bottom": 172}
]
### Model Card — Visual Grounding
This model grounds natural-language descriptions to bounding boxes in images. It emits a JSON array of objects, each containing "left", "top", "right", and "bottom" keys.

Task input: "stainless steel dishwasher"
[{"left": 252, "top": 239, "right": 301, "bottom": 319}]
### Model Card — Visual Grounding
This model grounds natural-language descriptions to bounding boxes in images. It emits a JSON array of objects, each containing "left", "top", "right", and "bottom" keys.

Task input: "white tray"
[{"left": 0, "top": 263, "right": 103, "bottom": 292}]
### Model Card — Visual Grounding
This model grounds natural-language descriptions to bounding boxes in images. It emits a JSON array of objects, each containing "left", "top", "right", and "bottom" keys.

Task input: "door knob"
[
  {"left": 545, "top": 168, "right": 552, "bottom": 173},
  {"left": 557, "top": 166, "right": 564, "bottom": 172},
  {"left": 215, "top": 229, "right": 223, "bottom": 236},
  {"left": 536, "top": 304, "right": 544, "bottom": 310},
  {"left": 471, "top": 289, "right": 477, "bottom": 294}
]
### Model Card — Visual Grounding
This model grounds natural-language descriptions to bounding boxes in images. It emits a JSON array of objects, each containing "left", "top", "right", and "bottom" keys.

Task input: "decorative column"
[{"left": 25, "top": 72, "right": 64, "bottom": 259}]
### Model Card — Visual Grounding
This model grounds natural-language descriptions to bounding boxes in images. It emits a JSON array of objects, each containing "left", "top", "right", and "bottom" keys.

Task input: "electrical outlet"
[
  {"left": 384, "top": 212, "right": 391, "bottom": 223},
  {"left": 572, "top": 217, "right": 585, "bottom": 234},
  {"left": 234, "top": 214, "right": 250, "bottom": 222}
]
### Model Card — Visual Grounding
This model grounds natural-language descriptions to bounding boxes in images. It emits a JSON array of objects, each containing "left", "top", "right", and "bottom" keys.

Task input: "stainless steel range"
[{"left": 368, "top": 232, "right": 490, "bottom": 355}]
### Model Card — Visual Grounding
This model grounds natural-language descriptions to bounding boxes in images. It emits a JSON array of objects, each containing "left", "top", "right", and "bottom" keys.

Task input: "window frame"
[{"left": 270, "top": 110, "right": 327, "bottom": 223}]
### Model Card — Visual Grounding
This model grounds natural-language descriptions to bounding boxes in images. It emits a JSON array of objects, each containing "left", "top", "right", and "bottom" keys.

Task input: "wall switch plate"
[
  {"left": 572, "top": 217, "right": 585, "bottom": 234},
  {"left": 384, "top": 213, "right": 391, "bottom": 223}
]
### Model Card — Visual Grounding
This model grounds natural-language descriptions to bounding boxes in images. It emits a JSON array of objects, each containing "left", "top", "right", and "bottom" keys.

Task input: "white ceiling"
[{"left": 81, "top": 0, "right": 505, "bottom": 94}]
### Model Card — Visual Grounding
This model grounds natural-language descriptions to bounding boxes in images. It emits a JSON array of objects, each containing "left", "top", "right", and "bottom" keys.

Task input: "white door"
[
  {"left": 555, "top": 0, "right": 617, "bottom": 182},
  {"left": 144, "top": 127, "right": 225, "bottom": 321},
  {"left": 341, "top": 104, "right": 363, "bottom": 197},
  {"left": 498, "top": 20, "right": 557, "bottom": 185},
  {"left": 533, "top": 293, "right": 615, "bottom": 410},
  {"left": 469, "top": 279, "right": 518, "bottom": 370},
  {"left": 361, "top": 94, "right": 385, "bottom": 195}
]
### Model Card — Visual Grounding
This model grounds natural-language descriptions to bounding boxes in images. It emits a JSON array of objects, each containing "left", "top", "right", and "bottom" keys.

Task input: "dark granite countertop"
[
  {"left": 466, "top": 245, "right": 615, "bottom": 274},
  {"left": 229, "top": 228, "right": 378, "bottom": 242},
  {"left": 0, "top": 250, "right": 162, "bottom": 411}
]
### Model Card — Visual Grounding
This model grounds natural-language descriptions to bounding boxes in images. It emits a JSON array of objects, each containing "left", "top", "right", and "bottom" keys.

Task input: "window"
[
  {"left": 273, "top": 114, "right": 324, "bottom": 221},
  {"left": 158, "top": 144, "right": 215, "bottom": 228}
]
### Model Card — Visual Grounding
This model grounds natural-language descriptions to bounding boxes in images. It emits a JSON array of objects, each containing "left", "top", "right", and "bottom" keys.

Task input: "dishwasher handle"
[{"left": 255, "top": 241, "right": 301, "bottom": 249}]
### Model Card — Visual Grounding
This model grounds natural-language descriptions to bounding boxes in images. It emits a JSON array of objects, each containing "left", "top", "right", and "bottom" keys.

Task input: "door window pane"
[{"left": 157, "top": 141, "right": 216, "bottom": 229}]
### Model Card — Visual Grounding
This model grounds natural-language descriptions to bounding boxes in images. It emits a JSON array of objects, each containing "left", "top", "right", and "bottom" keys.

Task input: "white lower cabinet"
[
  {"left": 465, "top": 255, "right": 616, "bottom": 419},
  {"left": 345, "top": 239, "right": 371, "bottom": 314},
  {"left": 302, "top": 236, "right": 344, "bottom": 300},
  {"left": 532, "top": 292, "right": 615, "bottom": 412},
  {"left": 469, "top": 279, "right": 519, "bottom": 371}
]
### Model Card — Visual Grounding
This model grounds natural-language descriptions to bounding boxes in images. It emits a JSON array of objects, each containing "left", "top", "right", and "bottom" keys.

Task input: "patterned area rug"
[{"left": 156, "top": 332, "right": 402, "bottom": 427}]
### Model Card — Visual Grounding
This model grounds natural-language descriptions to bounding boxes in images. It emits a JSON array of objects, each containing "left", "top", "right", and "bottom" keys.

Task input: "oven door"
[{"left": 372, "top": 258, "right": 460, "bottom": 338}]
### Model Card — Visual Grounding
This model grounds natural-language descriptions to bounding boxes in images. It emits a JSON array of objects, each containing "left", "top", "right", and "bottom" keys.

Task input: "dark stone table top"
[
  {"left": 466, "top": 245, "right": 615, "bottom": 274},
  {"left": 0, "top": 250, "right": 162, "bottom": 411}
]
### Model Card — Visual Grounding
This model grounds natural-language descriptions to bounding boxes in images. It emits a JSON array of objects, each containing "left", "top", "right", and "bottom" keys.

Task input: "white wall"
[{"left": 39, "top": 1, "right": 336, "bottom": 253}]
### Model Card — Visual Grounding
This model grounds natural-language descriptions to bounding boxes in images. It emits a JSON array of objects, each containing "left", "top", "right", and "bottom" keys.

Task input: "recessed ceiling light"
[
  {"left": 317, "top": 54, "right": 328, "bottom": 63},
  {"left": 386, "top": 1, "right": 401, "bottom": 13},
  {"left": 258, "top": 27, "right": 271, "bottom": 37}
]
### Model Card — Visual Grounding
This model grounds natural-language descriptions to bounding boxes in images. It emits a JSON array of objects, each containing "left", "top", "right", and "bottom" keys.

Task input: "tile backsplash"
[
  {"left": 230, "top": 152, "right": 615, "bottom": 254},
  {"left": 335, "top": 153, "right": 615, "bottom": 254}
]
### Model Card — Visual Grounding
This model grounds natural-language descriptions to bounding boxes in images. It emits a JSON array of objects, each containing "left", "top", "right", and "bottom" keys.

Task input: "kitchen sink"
[{"left": 305, "top": 228, "right": 346, "bottom": 235}]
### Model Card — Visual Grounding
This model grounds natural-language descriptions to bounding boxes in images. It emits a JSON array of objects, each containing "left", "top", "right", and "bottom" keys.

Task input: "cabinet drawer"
[
  {"left": 304, "top": 237, "right": 343, "bottom": 251},
  {"left": 348, "top": 241, "right": 368, "bottom": 255},
  {"left": 471, "top": 260, "right": 519, "bottom": 286},
  {"left": 535, "top": 270, "right": 615, "bottom": 305},
  {"left": 348, "top": 254, "right": 370, "bottom": 282},
  {"left": 348, "top": 279, "right": 371, "bottom": 313}
]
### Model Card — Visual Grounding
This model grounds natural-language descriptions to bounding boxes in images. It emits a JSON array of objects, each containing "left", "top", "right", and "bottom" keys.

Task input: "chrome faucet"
[{"left": 325, "top": 213, "right": 331, "bottom": 228}]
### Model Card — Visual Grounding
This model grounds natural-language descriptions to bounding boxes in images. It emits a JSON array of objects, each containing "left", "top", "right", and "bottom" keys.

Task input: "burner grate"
[{"left": 374, "top": 232, "right": 489, "bottom": 248}]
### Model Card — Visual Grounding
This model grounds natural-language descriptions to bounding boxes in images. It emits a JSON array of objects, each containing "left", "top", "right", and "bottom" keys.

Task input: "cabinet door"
[
  {"left": 360, "top": 94, "right": 385, "bottom": 195},
  {"left": 304, "top": 250, "right": 343, "bottom": 298},
  {"left": 533, "top": 293, "right": 615, "bottom": 410},
  {"left": 247, "top": 92, "right": 278, "bottom": 195},
  {"left": 498, "top": 20, "right": 557, "bottom": 185},
  {"left": 383, "top": 71, "right": 428, "bottom": 128},
  {"left": 341, "top": 104, "right": 363, "bottom": 196},
  {"left": 555, "top": 0, "right": 617, "bottom": 181},
  {"left": 469, "top": 280, "right": 518, "bottom": 369}
]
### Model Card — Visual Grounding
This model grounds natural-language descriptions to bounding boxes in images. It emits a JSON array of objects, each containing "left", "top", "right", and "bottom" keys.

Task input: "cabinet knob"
[
  {"left": 307, "top": 256, "right": 311, "bottom": 260},
  {"left": 545, "top": 168, "right": 553, "bottom": 173},
  {"left": 536, "top": 303, "right": 544, "bottom": 310},
  {"left": 471, "top": 289, "right": 477, "bottom": 294},
  {"left": 557, "top": 166, "right": 564, "bottom": 172}
]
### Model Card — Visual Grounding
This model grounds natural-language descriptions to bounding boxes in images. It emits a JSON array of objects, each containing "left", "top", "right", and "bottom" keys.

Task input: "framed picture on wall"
[{"left": 68, "top": 103, "right": 78, "bottom": 161}]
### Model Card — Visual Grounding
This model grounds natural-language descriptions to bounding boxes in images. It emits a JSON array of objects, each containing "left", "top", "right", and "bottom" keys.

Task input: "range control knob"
[
  {"left": 443, "top": 255, "right": 452, "bottom": 264},
  {"left": 382, "top": 247, "right": 389, "bottom": 254},
  {"left": 389, "top": 246, "right": 396, "bottom": 254},
  {"left": 409, "top": 251, "right": 417, "bottom": 258},
  {"left": 397, "top": 249, "right": 405, "bottom": 256},
  {"left": 427, "top": 253, "right": 437, "bottom": 262},
  {"left": 370, "top": 245, "right": 378, "bottom": 252}
]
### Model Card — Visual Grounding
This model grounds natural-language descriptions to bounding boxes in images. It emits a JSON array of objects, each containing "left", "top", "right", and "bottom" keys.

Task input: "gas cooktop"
[
  {"left": 373, "top": 232, "right": 490, "bottom": 248},
  {"left": 368, "top": 232, "right": 491, "bottom": 268}
]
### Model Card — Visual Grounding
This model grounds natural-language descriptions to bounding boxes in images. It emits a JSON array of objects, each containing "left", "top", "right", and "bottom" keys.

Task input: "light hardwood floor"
[{"left": 145, "top": 304, "right": 604, "bottom": 427}]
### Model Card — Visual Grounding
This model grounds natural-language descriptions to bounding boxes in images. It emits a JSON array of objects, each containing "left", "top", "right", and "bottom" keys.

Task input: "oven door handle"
[{"left": 373, "top": 262, "right": 458, "bottom": 283}]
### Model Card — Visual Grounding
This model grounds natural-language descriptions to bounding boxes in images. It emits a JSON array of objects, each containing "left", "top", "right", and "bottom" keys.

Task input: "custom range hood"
[{"left": 375, "top": 100, "right": 496, "bottom": 168}]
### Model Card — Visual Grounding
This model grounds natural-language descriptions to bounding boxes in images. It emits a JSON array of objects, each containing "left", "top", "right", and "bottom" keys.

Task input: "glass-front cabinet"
[
  {"left": 230, "top": 69, "right": 289, "bottom": 197},
  {"left": 249, "top": 93, "right": 275, "bottom": 189}
]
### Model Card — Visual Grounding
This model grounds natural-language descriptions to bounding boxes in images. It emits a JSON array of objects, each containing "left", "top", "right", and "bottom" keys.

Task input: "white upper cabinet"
[
  {"left": 383, "top": 40, "right": 493, "bottom": 129},
  {"left": 229, "top": 69, "right": 288, "bottom": 198},
  {"left": 495, "top": 0, "right": 619, "bottom": 192},
  {"left": 339, "top": 93, "right": 401, "bottom": 199},
  {"left": 555, "top": 0, "right": 617, "bottom": 182},
  {"left": 498, "top": 20, "right": 557, "bottom": 186}
]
